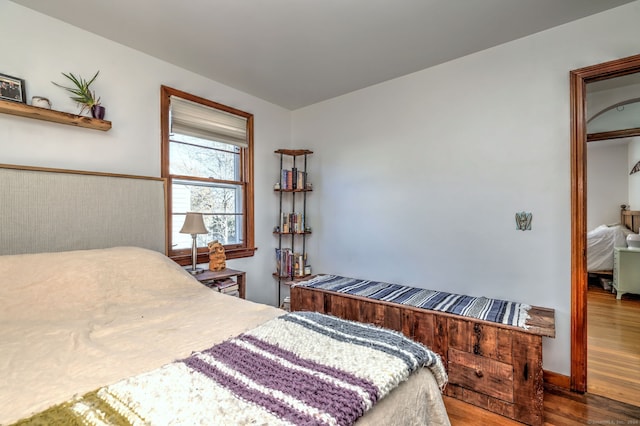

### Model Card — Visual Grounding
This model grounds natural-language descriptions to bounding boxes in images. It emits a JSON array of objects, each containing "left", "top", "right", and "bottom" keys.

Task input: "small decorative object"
[
  {"left": 0, "top": 72, "right": 26, "bottom": 103},
  {"left": 179, "top": 212, "right": 209, "bottom": 275},
  {"left": 91, "top": 105, "right": 106, "bottom": 120},
  {"left": 274, "top": 182, "right": 280, "bottom": 190},
  {"left": 31, "top": 96, "right": 51, "bottom": 109},
  {"left": 627, "top": 234, "right": 640, "bottom": 249},
  {"left": 208, "top": 240, "right": 226, "bottom": 271},
  {"left": 52, "top": 71, "right": 103, "bottom": 117},
  {"left": 630, "top": 161, "right": 640, "bottom": 175},
  {"left": 515, "top": 212, "right": 532, "bottom": 231}
]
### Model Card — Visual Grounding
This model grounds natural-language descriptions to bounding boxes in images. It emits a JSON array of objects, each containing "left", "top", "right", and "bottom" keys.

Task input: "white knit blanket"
[{"left": 13, "top": 312, "right": 447, "bottom": 426}]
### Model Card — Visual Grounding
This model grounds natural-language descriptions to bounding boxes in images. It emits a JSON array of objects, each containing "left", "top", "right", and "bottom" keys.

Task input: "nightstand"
[
  {"left": 613, "top": 247, "right": 640, "bottom": 299},
  {"left": 192, "top": 268, "right": 246, "bottom": 299}
]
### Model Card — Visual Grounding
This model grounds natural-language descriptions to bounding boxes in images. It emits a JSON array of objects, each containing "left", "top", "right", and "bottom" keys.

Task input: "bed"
[
  {"left": 0, "top": 165, "right": 450, "bottom": 425},
  {"left": 587, "top": 207, "right": 640, "bottom": 277},
  {"left": 587, "top": 224, "right": 633, "bottom": 272}
]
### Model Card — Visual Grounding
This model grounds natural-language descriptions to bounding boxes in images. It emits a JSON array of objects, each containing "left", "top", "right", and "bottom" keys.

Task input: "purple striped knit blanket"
[{"left": 14, "top": 312, "right": 447, "bottom": 426}]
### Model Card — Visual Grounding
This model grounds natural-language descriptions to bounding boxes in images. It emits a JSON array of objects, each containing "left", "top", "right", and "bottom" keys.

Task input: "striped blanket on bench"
[
  {"left": 13, "top": 311, "right": 447, "bottom": 426},
  {"left": 295, "top": 275, "right": 531, "bottom": 329}
]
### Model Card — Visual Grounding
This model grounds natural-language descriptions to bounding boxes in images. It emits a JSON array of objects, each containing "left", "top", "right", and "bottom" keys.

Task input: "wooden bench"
[{"left": 290, "top": 281, "right": 555, "bottom": 426}]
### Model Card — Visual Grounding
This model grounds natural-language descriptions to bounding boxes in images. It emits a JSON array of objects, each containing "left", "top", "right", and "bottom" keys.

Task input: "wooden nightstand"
[{"left": 192, "top": 268, "right": 246, "bottom": 299}]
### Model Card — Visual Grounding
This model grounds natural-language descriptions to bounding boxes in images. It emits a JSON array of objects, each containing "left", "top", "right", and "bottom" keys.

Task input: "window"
[{"left": 161, "top": 86, "right": 255, "bottom": 264}]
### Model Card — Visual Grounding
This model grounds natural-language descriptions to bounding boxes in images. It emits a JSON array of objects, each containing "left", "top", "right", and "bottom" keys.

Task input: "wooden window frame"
[{"left": 160, "top": 85, "right": 256, "bottom": 264}]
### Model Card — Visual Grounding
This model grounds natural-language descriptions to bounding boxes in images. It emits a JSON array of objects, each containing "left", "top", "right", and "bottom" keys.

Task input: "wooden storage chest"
[{"left": 290, "top": 284, "right": 555, "bottom": 426}]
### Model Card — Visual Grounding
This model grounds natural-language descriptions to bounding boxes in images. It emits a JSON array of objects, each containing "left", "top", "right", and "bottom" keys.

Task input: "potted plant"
[{"left": 52, "top": 71, "right": 105, "bottom": 119}]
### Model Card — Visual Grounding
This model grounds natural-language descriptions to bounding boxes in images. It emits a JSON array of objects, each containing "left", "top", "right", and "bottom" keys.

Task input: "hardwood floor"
[
  {"left": 445, "top": 384, "right": 640, "bottom": 425},
  {"left": 444, "top": 284, "right": 640, "bottom": 424},
  {"left": 587, "top": 283, "right": 640, "bottom": 406}
]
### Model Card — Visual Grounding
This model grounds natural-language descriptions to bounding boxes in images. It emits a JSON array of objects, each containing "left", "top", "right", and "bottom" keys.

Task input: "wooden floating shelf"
[{"left": 0, "top": 99, "right": 111, "bottom": 131}]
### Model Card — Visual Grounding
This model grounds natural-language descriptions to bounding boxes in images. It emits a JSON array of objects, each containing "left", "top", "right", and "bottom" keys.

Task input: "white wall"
[
  {"left": 587, "top": 141, "right": 629, "bottom": 230},
  {"left": 629, "top": 138, "right": 640, "bottom": 209},
  {"left": 5, "top": 0, "right": 640, "bottom": 376},
  {"left": 0, "top": 1, "right": 291, "bottom": 306},
  {"left": 292, "top": 1, "right": 640, "bottom": 375}
]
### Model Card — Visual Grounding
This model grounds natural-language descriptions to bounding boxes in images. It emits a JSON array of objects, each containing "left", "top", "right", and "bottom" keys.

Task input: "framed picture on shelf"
[{"left": 0, "top": 72, "right": 26, "bottom": 103}]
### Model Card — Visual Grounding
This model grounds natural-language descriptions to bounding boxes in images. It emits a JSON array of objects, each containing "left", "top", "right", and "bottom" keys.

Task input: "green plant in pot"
[{"left": 52, "top": 71, "right": 105, "bottom": 119}]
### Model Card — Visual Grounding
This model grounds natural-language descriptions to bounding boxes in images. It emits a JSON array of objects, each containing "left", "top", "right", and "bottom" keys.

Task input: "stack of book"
[
  {"left": 280, "top": 167, "right": 307, "bottom": 190},
  {"left": 202, "top": 278, "right": 240, "bottom": 297},
  {"left": 280, "top": 296, "right": 291, "bottom": 311},
  {"left": 275, "top": 248, "right": 308, "bottom": 278},
  {"left": 280, "top": 212, "right": 305, "bottom": 233}
]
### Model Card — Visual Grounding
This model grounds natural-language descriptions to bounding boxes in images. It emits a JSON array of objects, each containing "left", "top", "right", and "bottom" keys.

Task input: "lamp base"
[{"left": 188, "top": 268, "right": 206, "bottom": 275}]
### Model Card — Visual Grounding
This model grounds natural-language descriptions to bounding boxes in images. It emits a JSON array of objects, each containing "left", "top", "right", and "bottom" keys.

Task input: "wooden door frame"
[{"left": 570, "top": 53, "right": 640, "bottom": 392}]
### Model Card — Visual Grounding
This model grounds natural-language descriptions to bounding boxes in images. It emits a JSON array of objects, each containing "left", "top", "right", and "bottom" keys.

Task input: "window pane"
[
  {"left": 172, "top": 181, "right": 243, "bottom": 248},
  {"left": 169, "top": 134, "right": 239, "bottom": 181},
  {"left": 171, "top": 133, "right": 238, "bottom": 152},
  {"left": 587, "top": 100, "right": 640, "bottom": 134},
  {"left": 204, "top": 213, "right": 243, "bottom": 246},
  {"left": 172, "top": 213, "right": 243, "bottom": 249}
]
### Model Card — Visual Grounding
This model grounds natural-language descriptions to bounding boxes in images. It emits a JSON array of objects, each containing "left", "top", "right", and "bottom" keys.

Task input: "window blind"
[{"left": 170, "top": 96, "right": 248, "bottom": 148}]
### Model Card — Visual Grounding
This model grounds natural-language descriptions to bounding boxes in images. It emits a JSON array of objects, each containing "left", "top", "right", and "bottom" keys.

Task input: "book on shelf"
[
  {"left": 279, "top": 169, "right": 308, "bottom": 190},
  {"left": 220, "top": 285, "right": 239, "bottom": 294},
  {"left": 275, "top": 248, "right": 308, "bottom": 278},
  {"left": 202, "top": 278, "right": 238, "bottom": 294},
  {"left": 279, "top": 212, "right": 305, "bottom": 233},
  {"left": 280, "top": 296, "right": 291, "bottom": 311}
]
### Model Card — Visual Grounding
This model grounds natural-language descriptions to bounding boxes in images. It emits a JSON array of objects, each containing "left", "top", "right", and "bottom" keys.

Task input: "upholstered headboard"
[{"left": 0, "top": 164, "right": 167, "bottom": 255}]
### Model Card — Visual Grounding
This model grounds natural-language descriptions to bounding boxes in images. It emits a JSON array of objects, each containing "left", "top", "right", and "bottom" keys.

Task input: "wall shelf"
[{"left": 0, "top": 99, "right": 111, "bottom": 131}]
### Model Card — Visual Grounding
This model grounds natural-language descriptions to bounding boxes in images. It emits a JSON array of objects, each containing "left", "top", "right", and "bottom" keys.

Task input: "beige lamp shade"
[{"left": 179, "top": 212, "right": 208, "bottom": 235}]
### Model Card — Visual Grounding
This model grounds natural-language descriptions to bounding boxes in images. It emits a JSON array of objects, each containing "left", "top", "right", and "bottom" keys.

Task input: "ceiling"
[{"left": 11, "top": 0, "right": 635, "bottom": 110}]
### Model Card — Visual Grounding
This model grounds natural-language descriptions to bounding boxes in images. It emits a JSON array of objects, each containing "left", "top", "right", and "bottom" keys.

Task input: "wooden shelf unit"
[
  {"left": 274, "top": 149, "right": 313, "bottom": 306},
  {"left": 0, "top": 99, "right": 111, "bottom": 131}
]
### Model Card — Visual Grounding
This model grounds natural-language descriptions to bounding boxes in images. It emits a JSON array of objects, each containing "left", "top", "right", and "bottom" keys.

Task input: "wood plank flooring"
[
  {"left": 445, "top": 384, "right": 640, "bottom": 425},
  {"left": 587, "top": 284, "right": 640, "bottom": 406},
  {"left": 444, "top": 284, "right": 640, "bottom": 424}
]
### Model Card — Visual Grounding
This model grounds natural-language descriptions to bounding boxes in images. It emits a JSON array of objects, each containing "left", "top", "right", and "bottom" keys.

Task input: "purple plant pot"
[{"left": 91, "top": 105, "right": 106, "bottom": 120}]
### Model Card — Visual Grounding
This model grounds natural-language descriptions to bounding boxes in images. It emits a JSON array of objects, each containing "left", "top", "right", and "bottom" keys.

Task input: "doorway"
[{"left": 570, "top": 53, "right": 640, "bottom": 394}]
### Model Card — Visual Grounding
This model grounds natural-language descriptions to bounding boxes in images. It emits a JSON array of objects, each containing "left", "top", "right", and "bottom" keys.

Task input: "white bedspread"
[
  {"left": 587, "top": 224, "right": 633, "bottom": 271},
  {"left": 0, "top": 247, "right": 448, "bottom": 425}
]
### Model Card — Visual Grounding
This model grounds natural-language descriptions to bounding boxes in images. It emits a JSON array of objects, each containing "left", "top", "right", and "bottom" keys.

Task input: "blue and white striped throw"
[{"left": 295, "top": 275, "right": 531, "bottom": 329}]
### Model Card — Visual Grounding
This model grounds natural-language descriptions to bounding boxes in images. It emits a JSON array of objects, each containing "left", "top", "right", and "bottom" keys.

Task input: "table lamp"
[{"left": 180, "top": 212, "right": 208, "bottom": 274}]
